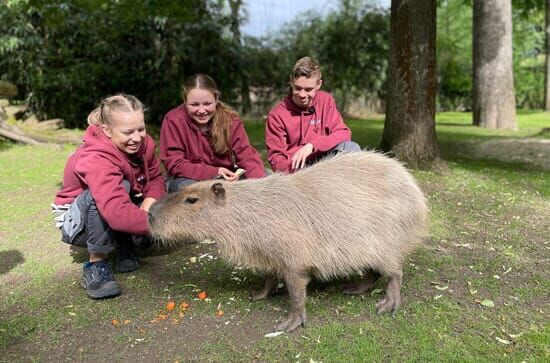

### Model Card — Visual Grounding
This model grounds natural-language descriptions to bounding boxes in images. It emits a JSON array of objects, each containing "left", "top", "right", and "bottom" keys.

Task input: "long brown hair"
[
  {"left": 87, "top": 94, "right": 144, "bottom": 126},
  {"left": 182, "top": 74, "right": 237, "bottom": 155}
]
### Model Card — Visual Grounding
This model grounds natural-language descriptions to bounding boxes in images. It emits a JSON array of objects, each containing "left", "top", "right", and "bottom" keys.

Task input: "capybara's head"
[{"left": 148, "top": 182, "right": 227, "bottom": 243}]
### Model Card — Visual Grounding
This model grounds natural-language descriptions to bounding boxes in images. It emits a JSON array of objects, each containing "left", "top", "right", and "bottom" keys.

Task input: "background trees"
[{"left": 0, "top": 0, "right": 546, "bottom": 167}]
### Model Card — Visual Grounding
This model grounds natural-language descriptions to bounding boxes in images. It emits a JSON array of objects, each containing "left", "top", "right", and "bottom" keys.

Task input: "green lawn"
[{"left": 0, "top": 111, "right": 548, "bottom": 361}]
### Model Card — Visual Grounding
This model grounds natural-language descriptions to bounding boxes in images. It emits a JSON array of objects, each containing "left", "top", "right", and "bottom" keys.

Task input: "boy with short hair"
[{"left": 265, "top": 56, "right": 360, "bottom": 173}]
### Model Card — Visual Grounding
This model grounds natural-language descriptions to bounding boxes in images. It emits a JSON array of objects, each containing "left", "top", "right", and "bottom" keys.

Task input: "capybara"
[{"left": 148, "top": 151, "right": 428, "bottom": 332}]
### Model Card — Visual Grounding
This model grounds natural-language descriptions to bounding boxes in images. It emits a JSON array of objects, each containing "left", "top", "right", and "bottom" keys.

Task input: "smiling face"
[
  {"left": 185, "top": 88, "right": 217, "bottom": 126},
  {"left": 102, "top": 110, "right": 146, "bottom": 155},
  {"left": 291, "top": 76, "right": 322, "bottom": 109}
]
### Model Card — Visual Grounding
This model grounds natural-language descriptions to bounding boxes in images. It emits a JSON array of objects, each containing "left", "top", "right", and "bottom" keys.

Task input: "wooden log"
[
  {"left": 34, "top": 118, "right": 64, "bottom": 130},
  {"left": 0, "top": 124, "right": 43, "bottom": 145}
]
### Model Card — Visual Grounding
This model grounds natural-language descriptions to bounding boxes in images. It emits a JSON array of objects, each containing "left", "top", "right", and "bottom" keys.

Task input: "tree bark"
[
  {"left": 472, "top": 0, "right": 517, "bottom": 129},
  {"left": 380, "top": 0, "right": 445, "bottom": 170},
  {"left": 544, "top": 0, "right": 550, "bottom": 110}
]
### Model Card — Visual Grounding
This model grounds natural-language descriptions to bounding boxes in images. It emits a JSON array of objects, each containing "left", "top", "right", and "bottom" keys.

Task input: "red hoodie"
[
  {"left": 160, "top": 104, "right": 265, "bottom": 180},
  {"left": 54, "top": 125, "right": 165, "bottom": 235},
  {"left": 265, "top": 90, "right": 351, "bottom": 173}
]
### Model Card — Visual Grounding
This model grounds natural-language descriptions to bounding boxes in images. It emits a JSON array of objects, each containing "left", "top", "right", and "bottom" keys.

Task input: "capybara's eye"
[{"left": 184, "top": 197, "right": 198, "bottom": 204}]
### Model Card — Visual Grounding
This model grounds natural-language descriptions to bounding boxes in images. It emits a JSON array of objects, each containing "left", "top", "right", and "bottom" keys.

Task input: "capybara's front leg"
[
  {"left": 376, "top": 271, "right": 402, "bottom": 315},
  {"left": 342, "top": 269, "right": 381, "bottom": 295},
  {"left": 250, "top": 274, "right": 278, "bottom": 301},
  {"left": 275, "top": 270, "right": 311, "bottom": 332}
]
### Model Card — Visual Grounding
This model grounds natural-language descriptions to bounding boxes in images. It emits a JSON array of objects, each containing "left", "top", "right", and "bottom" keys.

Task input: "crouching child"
[{"left": 52, "top": 94, "right": 165, "bottom": 298}]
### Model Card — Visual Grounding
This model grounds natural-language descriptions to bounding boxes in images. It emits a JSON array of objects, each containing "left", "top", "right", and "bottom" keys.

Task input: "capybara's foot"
[
  {"left": 277, "top": 269, "right": 310, "bottom": 332},
  {"left": 275, "top": 311, "right": 306, "bottom": 332},
  {"left": 376, "top": 295, "right": 400, "bottom": 315},
  {"left": 376, "top": 272, "right": 402, "bottom": 315},
  {"left": 249, "top": 274, "right": 278, "bottom": 301},
  {"left": 342, "top": 270, "right": 380, "bottom": 295}
]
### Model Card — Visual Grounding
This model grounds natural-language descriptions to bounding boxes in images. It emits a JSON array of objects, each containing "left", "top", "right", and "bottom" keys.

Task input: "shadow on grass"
[
  {"left": 0, "top": 250, "right": 25, "bottom": 274},
  {"left": 0, "top": 139, "right": 16, "bottom": 152}
]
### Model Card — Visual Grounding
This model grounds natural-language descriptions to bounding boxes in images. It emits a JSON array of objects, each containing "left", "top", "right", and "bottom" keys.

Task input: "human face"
[
  {"left": 102, "top": 110, "right": 146, "bottom": 155},
  {"left": 291, "top": 76, "right": 322, "bottom": 109},
  {"left": 185, "top": 88, "right": 217, "bottom": 126}
]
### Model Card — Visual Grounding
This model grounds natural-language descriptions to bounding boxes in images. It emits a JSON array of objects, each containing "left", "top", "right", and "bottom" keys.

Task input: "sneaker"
[
  {"left": 115, "top": 239, "right": 139, "bottom": 273},
  {"left": 81, "top": 261, "right": 121, "bottom": 299}
]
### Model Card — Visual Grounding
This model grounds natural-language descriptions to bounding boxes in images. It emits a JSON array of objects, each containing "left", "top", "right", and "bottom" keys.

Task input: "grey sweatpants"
[{"left": 57, "top": 181, "right": 149, "bottom": 254}]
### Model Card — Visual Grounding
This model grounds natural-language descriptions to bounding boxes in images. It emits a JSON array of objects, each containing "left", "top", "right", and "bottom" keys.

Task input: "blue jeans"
[{"left": 307, "top": 140, "right": 361, "bottom": 166}]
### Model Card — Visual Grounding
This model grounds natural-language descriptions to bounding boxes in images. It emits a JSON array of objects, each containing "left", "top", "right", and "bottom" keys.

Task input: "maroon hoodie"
[
  {"left": 160, "top": 104, "right": 264, "bottom": 180},
  {"left": 54, "top": 125, "right": 165, "bottom": 235},
  {"left": 265, "top": 90, "right": 351, "bottom": 173}
]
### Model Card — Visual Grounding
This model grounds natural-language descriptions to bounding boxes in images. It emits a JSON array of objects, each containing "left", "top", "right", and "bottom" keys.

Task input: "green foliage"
[
  {"left": 252, "top": 0, "right": 390, "bottom": 110},
  {"left": 437, "top": 0, "right": 473, "bottom": 111},
  {"left": 436, "top": 0, "right": 545, "bottom": 110},
  {"left": 513, "top": 5, "right": 545, "bottom": 109},
  {"left": 0, "top": 0, "right": 242, "bottom": 127}
]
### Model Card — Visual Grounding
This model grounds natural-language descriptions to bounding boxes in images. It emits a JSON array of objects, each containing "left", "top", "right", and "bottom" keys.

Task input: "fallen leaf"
[
  {"left": 68, "top": 312, "right": 77, "bottom": 316},
  {"left": 189, "top": 257, "right": 197, "bottom": 263},
  {"left": 370, "top": 288, "right": 383, "bottom": 296},
  {"left": 111, "top": 319, "right": 119, "bottom": 326},
  {"left": 264, "top": 331, "right": 284, "bottom": 338},
  {"left": 216, "top": 309, "right": 224, "bottom": 317},
  {"left": 123, "top": 320, "right": 131, "bottom": 325},
  {"left": 495, "top": 337, "right": 512, "bottom": 345},
  {"left": 166, "top": 301, "right": 176, "bottom": 312},
  {"left": 480, "top": 299, "right": 495, "bottom": 308},
  {"left": 198, "top": 291, "right": 207, "bottom": 300},
  {"left": 508, "top": 332, "right": 524, "bottom": 339},
  {"left": 434, "top": 285, "right": 449, "bottom": 291}
]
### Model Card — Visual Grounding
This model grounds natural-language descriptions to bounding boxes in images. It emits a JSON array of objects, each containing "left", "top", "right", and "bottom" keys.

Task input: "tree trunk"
[
  {"left": 545, "top": 0, "right": 550, "bottom": 110},
  {"left": 472, "top": 0, "right": 517, "bottom": 129},
  {"left": 380, "top": 0, "right": 444, "bottom": 170}
]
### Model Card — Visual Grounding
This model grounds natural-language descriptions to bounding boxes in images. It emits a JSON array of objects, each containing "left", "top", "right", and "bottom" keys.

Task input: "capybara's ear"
[{"left": 211, "top": 182, "right": 226, "bottom": 201}]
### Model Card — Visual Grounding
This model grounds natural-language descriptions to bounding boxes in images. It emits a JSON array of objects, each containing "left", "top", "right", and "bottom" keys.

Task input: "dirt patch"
[{"left": 457, "top": 138, "right": 550, "bottom": 170}]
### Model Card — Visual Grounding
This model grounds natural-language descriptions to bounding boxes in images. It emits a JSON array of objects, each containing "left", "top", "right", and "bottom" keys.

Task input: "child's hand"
[
  {"left": 140, "top": 197, "right": 157, "bottom": 212},
  {"left": 217, "top": 167, "right": 239, "bottom": 182}
]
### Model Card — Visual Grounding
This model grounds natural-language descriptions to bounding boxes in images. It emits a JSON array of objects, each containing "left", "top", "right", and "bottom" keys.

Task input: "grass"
[{"left": 0, "top": 111, "right": 548, "bottom": 362}]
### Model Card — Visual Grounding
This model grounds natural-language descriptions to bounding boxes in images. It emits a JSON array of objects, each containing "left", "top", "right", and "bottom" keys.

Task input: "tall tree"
[
  {"left": 472, "top": 0, "right": 517, "bottom": 129},
  {"left": 380, "top": 0, "right": 444, "bottom": 170},
  {"left": 545, "top": 0, "right": 550, "bottom": 110}
]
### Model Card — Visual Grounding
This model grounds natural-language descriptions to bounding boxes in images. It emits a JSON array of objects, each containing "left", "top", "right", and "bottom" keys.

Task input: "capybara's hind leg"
[
  {"left": 275, "top": 270, "right": 310, "bottom": 333},
  {"left": 376, "top": 271, "right": 402, "bottom": 315},
  {"left": 250, "top": 274, "right": 278, "bottom": 301},
  {"left": 342, "top": 269, "right": 381, "bottom": 295}
]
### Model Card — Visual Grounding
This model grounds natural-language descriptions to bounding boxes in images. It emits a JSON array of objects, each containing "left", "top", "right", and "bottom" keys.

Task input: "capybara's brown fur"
[{"left": 148, "top": 151, "right": 428, "bottom": 332}]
